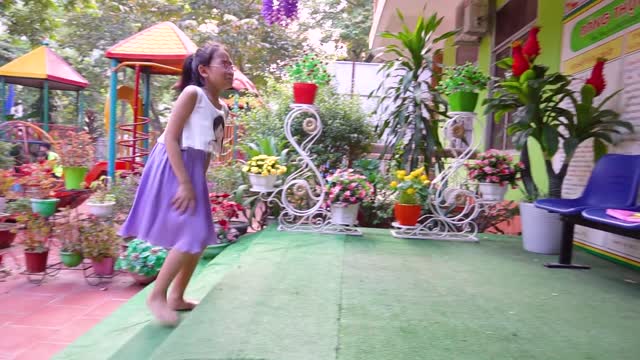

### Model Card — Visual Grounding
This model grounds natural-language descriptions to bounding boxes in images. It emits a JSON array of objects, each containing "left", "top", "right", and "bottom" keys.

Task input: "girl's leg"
[
  {"left": 168, "top": 251, "right": 203, "bottom": 311},
  {"left": 147, "top": 248, "right": 190, "bottom": 325}
]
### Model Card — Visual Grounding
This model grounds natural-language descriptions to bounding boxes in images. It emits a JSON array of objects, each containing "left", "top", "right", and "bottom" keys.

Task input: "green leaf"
[
  {"left": 542, "top": 126, "right": 559, "bottom": 157},
  {"left": 593, "top": 138, "right": 608, "bottom": 161}
]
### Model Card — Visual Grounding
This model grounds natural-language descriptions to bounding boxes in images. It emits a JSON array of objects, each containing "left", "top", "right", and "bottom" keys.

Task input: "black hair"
[{"left": 175, "top": 42, "right": 226, "bottom": 92}]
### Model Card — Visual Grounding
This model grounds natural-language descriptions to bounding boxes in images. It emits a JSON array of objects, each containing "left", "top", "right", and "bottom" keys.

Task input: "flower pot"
[
  {"left": 91, "top": 257, "right": 115, "bottom": 276},
  {"left": 520, "top": 202, "right": 563, "bottom": 254},
  {"left": 248, "top": 173, "right": 278, "bottom": 192},
  {"left": 24, "top": 249, "right": 49, "bottom": 273},
  {"left": 0, "top": 224, "right": 17, "bottom": 249},
  {"left": 60, "top": 251, "right": 83, "bottom": 267},
  {"left": 293, "top": 82, "right": 319, "bottom": 105},
  {"left": 330, "top": 202, "right": 359, "bottom": 225},
  {"left": 394, "top": 203, "right": 422, "bottom": 226},
  {"left": 86, "top": 201, "right": 116, "bottom": 218},
  {"left": 478, "top": 183, "right": 508, "bottom": 201},
  {"left": 448, "top": 91, "right": 479, "bottom": 112},
  {"left": 202, "top": 242, "right": 230, "bottom": 260},
  {"left": 0, "top": 197, "right": 6, "bottom": 213},
  {"left": 63, "top": 166, "right": 89, "bottom": 190},
  {"left": 30, "top": 198, "right": 60, "bottom": 217},
  {"left": 129, "top": 272, "right": 157, "bottom": 285},
  {"left": 230, "top": 221, "right": 249, "bottom": 236}
]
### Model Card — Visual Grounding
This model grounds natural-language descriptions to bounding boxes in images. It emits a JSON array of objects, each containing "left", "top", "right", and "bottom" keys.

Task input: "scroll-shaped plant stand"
[
  {"left": 251, "top": 104, "right": 362, "bottom": 236},
  {"left": 391, "top": 112, "right": 498, "bottom": 242}
]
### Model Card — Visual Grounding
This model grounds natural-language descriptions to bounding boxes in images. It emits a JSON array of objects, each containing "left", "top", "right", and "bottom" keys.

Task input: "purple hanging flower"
[{"left": 262, "top": 0, "right": 298, "bottom": 26}]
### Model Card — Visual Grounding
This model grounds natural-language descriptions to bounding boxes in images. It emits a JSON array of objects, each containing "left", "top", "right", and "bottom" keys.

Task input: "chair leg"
[{"left": 544, "top": 217, "right": 590, "bottom": 269}]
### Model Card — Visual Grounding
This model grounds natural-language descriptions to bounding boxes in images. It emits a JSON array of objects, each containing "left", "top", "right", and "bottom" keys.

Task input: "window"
[{"left": 487, "top": 0, "right": 537, "bottom": 150}]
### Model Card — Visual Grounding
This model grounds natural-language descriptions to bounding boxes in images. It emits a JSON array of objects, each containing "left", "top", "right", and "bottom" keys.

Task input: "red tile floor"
[{"left": 0, "top": 245, "right": 143, "bottom": 360}]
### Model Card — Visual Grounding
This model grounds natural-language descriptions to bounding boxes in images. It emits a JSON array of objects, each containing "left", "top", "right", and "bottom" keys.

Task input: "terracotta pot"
[
  {"left": 0, "top": 224, "right": 17, "bottom": 249},
  {"left": 394, "top": 203, "right": 422, "bottom": 226},
  {"left": 91, "top": 257, "right": 115, "bottom": 276},
  {"left": 24, "top": 249, "right": 49, "bottom": 273}
]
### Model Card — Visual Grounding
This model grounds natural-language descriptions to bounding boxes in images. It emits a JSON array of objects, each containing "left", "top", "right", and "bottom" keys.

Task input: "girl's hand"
[{"left": 172, "top": 183, "right": 196, "bottom": 214}]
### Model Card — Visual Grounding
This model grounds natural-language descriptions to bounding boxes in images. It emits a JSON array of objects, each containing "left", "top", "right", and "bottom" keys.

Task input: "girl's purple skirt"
[{"left": 118, "top": 143, "right": 216, "bottom": 254}]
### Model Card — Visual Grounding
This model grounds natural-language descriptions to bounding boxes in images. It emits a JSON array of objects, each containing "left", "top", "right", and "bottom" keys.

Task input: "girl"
[{"left": 119, "top": 42, "right": 234, "bottom": 326}]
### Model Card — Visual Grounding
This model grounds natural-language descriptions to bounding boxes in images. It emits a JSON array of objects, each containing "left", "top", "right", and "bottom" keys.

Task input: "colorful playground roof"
[
  {"left": 0, "top": 46, "right": 89, "bottom": 91},
  {"left": 106, "top": 22, "right": 197, "bottom": 74}
]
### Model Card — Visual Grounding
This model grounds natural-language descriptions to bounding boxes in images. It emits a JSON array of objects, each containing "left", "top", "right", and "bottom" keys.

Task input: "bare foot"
[
  {"left": 168, "top": 297, "right": 199, "bottom": 311},
  {"left": 147, "top": 296, "right": 179, "bottom": 326}
]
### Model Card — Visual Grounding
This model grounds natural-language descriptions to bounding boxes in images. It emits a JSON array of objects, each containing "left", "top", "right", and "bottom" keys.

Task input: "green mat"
[{"left": 58, "top": 228, "right": 640, "bottom": 360}]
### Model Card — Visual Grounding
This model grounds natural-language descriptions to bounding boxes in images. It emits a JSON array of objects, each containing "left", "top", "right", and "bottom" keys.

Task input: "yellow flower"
[
  {"left": 270, "top": 169, "right": 277, "bottom": 175},
  {"left": 397, "top": 174, "right": 405, "bottom": 180},
  {"left": 390, "top": 181, "right": 398, "bottom": 188},
  {"left": 423, "top": 180, "right": 431, "bottom": 185},
  {"left": 406, "top": 188, "right": 416, "bottom": 195},
  {"left": 405, "top": 175, "right": 414, "bottom": 181},
  {"left": 261, "top": 171, "right": 269, "bottom": 176},
  {"left": 251, "top": 167, "right": 260, "bottom": 173},
  {"left": 396, "top": 170, "right": 406, "bottom": 178},
  {"left": 242, "top": 166, "right": 249, "bottom": 172},
  {"left": 420, "top": 174, "right": 428, "bottom": 182}
]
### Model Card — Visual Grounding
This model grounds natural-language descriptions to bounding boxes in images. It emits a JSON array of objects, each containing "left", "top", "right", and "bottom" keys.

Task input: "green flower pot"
[
  {"left": 448, "top": 91, "right": 479, "bottom": 112},
  {"left": 30, "top": 198, "right": 60, "bottom": 217},
  {"left": 202, "top": 242, "right": 230, "bottom": 260},
  {"left": 60, "top": 251, "right": 83, "bottom": 267},
  {"left": 63, "top": 166, "right": 89, "bottom": 190}
]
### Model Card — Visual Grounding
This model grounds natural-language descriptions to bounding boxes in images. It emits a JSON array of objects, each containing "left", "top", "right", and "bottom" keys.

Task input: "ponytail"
[
  {"left": 175, "top": 42, "right": 226, "bottom": 93},
  {"left": 175, "top": 54, "right": 196, "bottom": 92}
]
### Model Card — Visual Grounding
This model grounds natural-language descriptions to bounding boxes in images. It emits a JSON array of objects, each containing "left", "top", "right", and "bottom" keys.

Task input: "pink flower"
[{"left": 483, "top": 166, "right": 494, "bottom": 174}]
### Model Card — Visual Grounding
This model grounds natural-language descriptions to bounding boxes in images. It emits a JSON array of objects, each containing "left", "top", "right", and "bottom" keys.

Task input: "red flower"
[
  {"left": 522, "top": 27, "right": 541, "bottom": 62},
  {"left": 511, "top": 41, "right": 530, "bottom": 77},
  {"left": 585, "top": 58, "right": 606, "bottom": 96}
]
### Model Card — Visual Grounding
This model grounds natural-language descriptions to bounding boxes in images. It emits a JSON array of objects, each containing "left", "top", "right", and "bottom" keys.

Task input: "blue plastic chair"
[
  {"left": 581, "top": 207, "right": 640, "bottom": 231},
  {"left": 535, "top": 154, "right": 640, "bottom": 214}
]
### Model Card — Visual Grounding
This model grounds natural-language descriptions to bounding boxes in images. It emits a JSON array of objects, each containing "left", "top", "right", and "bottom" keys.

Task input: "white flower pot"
[
  {"left": 520, "top": 202, "right": 563, "bottom": 255},
  {"left": 86, "top": 201, "right": 116, "bottom": 218},
  {"left": 478, "top": 183, "right": 507, "bottom": 201},
  {"left": 330, "top": 202, "right": 359, "bottom": 225},
  {"left": 0, "top": 197, "right": 5, "bottom": 214},
  {"left": 248, "top": 173, "right": 277, "bottom": 192}
]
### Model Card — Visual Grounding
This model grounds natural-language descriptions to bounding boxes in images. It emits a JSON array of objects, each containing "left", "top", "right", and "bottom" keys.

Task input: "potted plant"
[
  {"left": 389, "top": 167, "right": 431, "bottom": 226},
  {"left": 79, "top": 217, "right": 120, "bottom": 276},
  {"left": 109, "top": 173, "right": 141, "bottom": 225},
  {"left": 17, "top": 162, "right": 60, "bottom": 217},
  {"left": 484, "top": 26, "right": 633, "bottom": 254},
  {"left": 242, "top": 155, "right": 287, "bottom": 192},
  {"left": 204, "top": 192, "right": 247, "bottom": 259},
  {"left": 325, "top": 169, "right": 373, "bottom": 226},
  {"left": 56, "top": 207, "right": 84, "bottom": 267},
  {"left": 15, "top": 212, "right": 52, "bottom": 273},
  {"left": 115, "top": 238, "right": 167, "bottom": 285},
  {"left": 286, "top": 54, "right": 331, "bottom": 105},
  {"left": 86, "top": 177, "right": 116, "bottom": 218},
  {"left": 372, "top": 10, "right": 454, "bottom": 171},
  {"left": 466, "top": 150, "right": 523, "bottom": 201},
  {"left": 437, "top": 62, "right": 491, "bottom": 112},
  {"left": 0, "top": 169, "right": 14, "bottom": 213},
  {"left": 55, "top": 131, "right": 95, "bottom": 190}
]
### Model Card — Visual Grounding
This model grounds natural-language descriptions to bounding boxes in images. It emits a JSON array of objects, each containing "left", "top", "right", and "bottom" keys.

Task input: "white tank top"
[{"left": 158, "top": 85, "right": 227, "bottom": 153}]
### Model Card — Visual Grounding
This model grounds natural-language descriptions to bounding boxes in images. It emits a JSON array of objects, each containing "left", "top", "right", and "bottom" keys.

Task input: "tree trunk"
[
  {"left": 545, "top": 160, "right": 569, "bottom": 199},
  {"left": 520, "top": 144, "right": 538, "bottom": 200}
]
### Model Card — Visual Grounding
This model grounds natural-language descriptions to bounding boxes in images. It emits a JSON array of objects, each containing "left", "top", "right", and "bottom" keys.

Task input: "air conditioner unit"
[{"left": 457, "top": 0, "right": 489, "bottom": 36}]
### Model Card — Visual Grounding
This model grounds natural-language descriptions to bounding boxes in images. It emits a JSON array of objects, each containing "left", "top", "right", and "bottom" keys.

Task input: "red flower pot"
[
  {"left": 24, "top": 250, "right": 49, "bottom": 273},
  {"left": 293, "top": 82, "right": 318, "bottom": 105},
  {"left": 394, "top": 203, "right": 422, "bottom": 226},
  {"left": 91, "top": 257, "right": 115, "bottom": 276},
  {"left": 0, "top": 225, "right": 16, "bottom": 249}
]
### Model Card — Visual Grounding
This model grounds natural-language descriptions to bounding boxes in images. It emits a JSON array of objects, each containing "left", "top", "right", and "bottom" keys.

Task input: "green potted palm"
[
  {"left": 437, "top": 62, "right": 490, "bottom": 112},
  {"left": 286, "top": 54, "right": 331, "bottom": 105}
]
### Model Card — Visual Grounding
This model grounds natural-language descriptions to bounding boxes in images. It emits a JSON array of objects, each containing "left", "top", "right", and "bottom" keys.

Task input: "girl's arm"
[{"left": 164, "top": 86, "right": 198, "bottom": 212}]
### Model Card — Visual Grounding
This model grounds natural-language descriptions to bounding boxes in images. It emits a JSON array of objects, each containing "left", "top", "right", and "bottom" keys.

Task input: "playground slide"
[{"left": 84, "top": 160, "right": 130, "bottom": 185}]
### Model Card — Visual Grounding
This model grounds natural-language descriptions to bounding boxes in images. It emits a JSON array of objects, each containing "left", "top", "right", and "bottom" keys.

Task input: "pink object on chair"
[{"left": 605, "top": 209, "right": 640, "bottom": 223}]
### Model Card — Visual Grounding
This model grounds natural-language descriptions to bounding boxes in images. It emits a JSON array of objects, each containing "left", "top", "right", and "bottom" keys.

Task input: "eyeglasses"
[{"left": 207, "top": 64, "right": 235, "bottom": 71}]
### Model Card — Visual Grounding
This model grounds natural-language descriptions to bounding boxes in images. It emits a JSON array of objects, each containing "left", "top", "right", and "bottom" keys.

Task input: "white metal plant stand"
[
  {"left": 252, "top": 104, "right": 362, "bottom": 236},
  {"left": 391, "top": 112, "right": 497, "bottom": 242}
]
